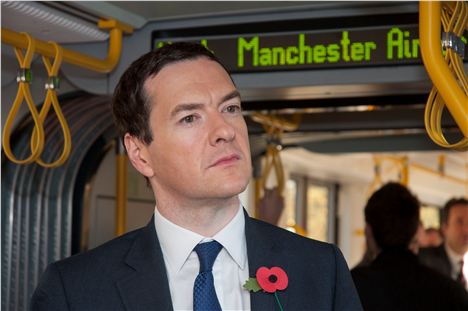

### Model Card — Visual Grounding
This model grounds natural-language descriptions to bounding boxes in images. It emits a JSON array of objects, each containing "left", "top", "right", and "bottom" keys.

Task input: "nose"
[{"left": 208, "top": 112, "right": 236, "bottom": 146}]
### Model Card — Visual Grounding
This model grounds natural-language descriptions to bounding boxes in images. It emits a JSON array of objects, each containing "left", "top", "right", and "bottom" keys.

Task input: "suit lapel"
[
  {"left": 116, "top": 218, "right": 173, "bottom": 311},
  {"left": 244, "top": 210, "right": 289, "bottom": 311},
  {"left": 439, "top": 245, "right": 454, "bottom": 276}
]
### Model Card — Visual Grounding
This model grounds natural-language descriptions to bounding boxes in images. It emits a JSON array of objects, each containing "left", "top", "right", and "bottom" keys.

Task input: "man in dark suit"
[
  {"left": 352, "top": 183, "right": 468, "bottom": 311},
  {"left": 31, "top": 42, "right": 361, "bottom": 310},
  {"left": 419, "top": 198, "right": 468, "bottom": 288}
]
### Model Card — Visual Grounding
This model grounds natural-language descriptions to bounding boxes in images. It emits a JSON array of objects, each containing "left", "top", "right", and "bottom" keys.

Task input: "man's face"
[
  {"left": 443, "top": 204, "right": 468, "bottom": 255},
  {"left": 141, "top": 57, "right": 252, "bottom": 205}
]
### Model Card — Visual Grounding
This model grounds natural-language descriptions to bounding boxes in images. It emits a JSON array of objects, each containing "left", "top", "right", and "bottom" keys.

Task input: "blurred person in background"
[
  {"left": 409, "top": 221, "right": 425, "bottom": 254},
  {"left": 423, "top": 227, "right": 443, "bottom": 248},
  {"left": 352, "top": 183, "right": 467, "bottom": 310},
  {"left": 419, "top": 198, "right": 468, "bottom": 289}
]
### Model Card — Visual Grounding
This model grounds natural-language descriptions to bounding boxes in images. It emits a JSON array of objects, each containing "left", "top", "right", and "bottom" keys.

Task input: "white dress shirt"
[
  {"left": 154, "top": 205, "right": 251, "bottom": 310},
  {"left": 444, "top": 243, "right": 467, "bottom": 289}
]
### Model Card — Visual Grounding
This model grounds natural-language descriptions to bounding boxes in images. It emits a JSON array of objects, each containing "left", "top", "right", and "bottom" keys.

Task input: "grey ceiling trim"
[
  {"left": 68, "top": 1, "right": 147, "bottom": 29},
  {"left": 1, "top": 1, "right": 109, "bottom": 43},
  {"left": 145, "top": 1, "right": 418, "bottom": 31}
]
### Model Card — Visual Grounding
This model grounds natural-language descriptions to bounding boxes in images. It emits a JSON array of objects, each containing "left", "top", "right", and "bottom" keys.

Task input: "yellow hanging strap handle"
[
  {"left": 420, "top": 1, "right": 468, "bottom": 150},
  {"left": 251, "top": 112, "right": 302, "bottom": 196},
  {"left": 31, "top": 41, "right": 71, "bottom": 168},
  {"left": 2, "top": 33, "right": 44, "bottom": 164},
  {"left": 260, "top": 126, "right": 285, "bottom": 195},
  {"left": 423, "top": 2, "right": 468, "bottom": 150}
]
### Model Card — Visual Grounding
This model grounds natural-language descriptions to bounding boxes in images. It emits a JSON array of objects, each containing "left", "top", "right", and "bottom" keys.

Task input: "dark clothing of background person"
[
  {"left": 352, "top": 248, "right": 468, "bottom": 311},
  {"left": 419, "top": 244, "right": 452, "bottom": 279}
]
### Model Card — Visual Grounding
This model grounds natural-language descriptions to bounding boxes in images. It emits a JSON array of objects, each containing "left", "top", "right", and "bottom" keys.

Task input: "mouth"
[{"left": 210, "top": 154, "right": 241, "bottom": 167}]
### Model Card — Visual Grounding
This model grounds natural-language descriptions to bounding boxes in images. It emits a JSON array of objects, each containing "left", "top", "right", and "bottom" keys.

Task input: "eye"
[
  {"left": 224, "top": 104, "right": 241, "bottom": 114},
  {"left": 180, "top": 115, "right": 196, "bottom": 124}
]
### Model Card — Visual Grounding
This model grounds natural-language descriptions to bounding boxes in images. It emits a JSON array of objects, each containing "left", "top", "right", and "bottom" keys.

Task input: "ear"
[
  {"left": 441, "top": 223, "right": 448, "bottom": 236},
  {"left": 124, "top": 133, "right": 155, "bottom": 178}
]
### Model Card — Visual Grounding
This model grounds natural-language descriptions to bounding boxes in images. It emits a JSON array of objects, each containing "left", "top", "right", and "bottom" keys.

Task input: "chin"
[{"left": 215, "top": 179, "right": 249, "bottom": 198}]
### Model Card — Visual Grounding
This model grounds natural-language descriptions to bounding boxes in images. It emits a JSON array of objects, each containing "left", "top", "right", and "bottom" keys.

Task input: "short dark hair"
[
  {"left": 365, "top": 182, "right": 420, "bottom": 249},
  {"left": 112, "top": 42, "right": 228, "bottom": 144},
  {"left": 442, "top": 198, "right": 468, "bottom": 224}
]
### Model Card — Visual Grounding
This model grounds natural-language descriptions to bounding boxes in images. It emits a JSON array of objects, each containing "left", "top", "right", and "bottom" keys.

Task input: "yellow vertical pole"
[
  {"left": 466, "top": 164, "right": 468, "bottom": 196},
  {"left": 437, "top": 154, "right": 445, "bottom": 176},
  {"left": 400, "top": 156, "right": 409, "bottom": 186},
  {"left": 254, "top": 178, "right": 262, "bottom": 218},
  {"left": 115, "top": 139, "right": 127, "bottom": 236},
  {"left": 252, "top": 156, "right": 263, "bottom": 219}
]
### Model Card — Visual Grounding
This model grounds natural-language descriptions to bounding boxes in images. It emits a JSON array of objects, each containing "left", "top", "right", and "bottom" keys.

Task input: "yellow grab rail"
[
  {"left": 419, "top": 1, "right": 468, "bottom": 138},
  {"left": 1, "top": 20, "right": 133, "bottom": 73},
  {"left": 371, "top": 154, "right": 467, "bottom": 188},
  {"left": 2, "top": 19, "right": 133, "bottom": 167},
  {"left": 2, "top": 33, "right": 45, "bottom": 164}
]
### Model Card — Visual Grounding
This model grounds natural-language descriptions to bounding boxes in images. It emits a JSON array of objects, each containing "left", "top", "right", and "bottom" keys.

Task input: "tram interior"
[{"left": 1, "top": 1, "right": 467, "bottom": 310}]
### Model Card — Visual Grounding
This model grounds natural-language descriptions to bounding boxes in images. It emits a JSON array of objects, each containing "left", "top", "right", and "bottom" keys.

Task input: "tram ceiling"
[
  {"left": 249, "top": 129, "right": 464, "bottom": 156},
  {"left": 2, "top": 1, "right": 464, "bottom": 153},
  {"left": 245, "top": 105, "right": 457, "bottom": 135},
  {"left": 245, "top": 102, "right": 460, "bottom": 154},
  {"left": 297, "top": 131, "right": 465, "bottom": 153}
]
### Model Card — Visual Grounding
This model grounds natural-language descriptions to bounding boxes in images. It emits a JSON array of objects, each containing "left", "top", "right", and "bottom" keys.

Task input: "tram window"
[
  {"left": 283, "top": 179, "right": 297, "bottom": 227},
  {"left": 307, "top": 184, "right": 330, "bottom": 242},
  {"left": 420, "top": 204, "right": 441, "bottom": 229},
  {"left": 288, "top": 175, "right": 337, "bottom": 243}
]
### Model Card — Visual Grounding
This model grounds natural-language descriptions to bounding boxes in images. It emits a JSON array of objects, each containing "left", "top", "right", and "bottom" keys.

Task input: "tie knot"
[{"left": 194, "top": 241, "right": 222, "bottom": 272}]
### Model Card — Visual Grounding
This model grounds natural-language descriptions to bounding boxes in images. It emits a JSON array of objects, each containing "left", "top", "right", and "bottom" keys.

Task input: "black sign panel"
[{"left": 153, "top": 25, "right": 467, "bottom": 73}]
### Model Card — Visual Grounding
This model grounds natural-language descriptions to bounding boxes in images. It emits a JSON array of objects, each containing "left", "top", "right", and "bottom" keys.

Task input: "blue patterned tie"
[{"left": 193, "top": 241, "right": 223, "bottom": 311}]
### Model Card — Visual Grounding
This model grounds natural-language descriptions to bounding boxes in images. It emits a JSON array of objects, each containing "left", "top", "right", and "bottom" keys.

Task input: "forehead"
[
  {"left": 150, "top": 57, "right": 232, "bottom": 88},
  {"left": 142, "top": 58, "right": 235, "bottom": 111},
  {"left": 448, "top": 204, "right": 468, "bottom": 218}
]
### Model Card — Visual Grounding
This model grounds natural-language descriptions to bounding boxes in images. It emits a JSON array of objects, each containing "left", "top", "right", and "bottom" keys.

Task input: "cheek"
[
  {"left": 161, "top": 126, "right": 200, "bottom": 149},
  {"left": 241, "top": 132, "right": 252, "bottom": 155},
  {"left": 235, "top": 120, "right": 250, "bottom": 145}
]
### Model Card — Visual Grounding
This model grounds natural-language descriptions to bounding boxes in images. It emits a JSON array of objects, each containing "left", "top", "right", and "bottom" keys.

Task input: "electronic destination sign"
[{"left": 153, "top": 25, "right": 467, "bottom": 73}]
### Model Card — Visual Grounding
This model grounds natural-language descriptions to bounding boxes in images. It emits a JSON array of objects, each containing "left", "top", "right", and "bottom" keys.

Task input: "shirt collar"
[
  {"left": 445, "top": 242, "right": 464, "bottom": 267},
  {"left": 154, "top": 205, "right": 246, "bottom": 274},
  {"left": 212, "top": 205, "right": 246, "bottom": 270}
]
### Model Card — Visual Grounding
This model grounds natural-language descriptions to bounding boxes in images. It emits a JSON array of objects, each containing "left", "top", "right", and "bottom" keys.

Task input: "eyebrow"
[
  {"left": 221, "top": 90, "right": 241, "bottom": 103},
  {"left": 170, "top": 90, "right": 241, "bottom": 118},
  {"left": 170, "top": 103, "right": 204, "bottom": 119}
]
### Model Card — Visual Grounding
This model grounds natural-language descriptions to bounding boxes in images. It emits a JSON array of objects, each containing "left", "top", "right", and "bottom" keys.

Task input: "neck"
[
  {"left": 445, "top": 241, "right": 466, "bottom": 257},
  {"left": 155, "top": 194, "right": 240, "bottom": 237}
]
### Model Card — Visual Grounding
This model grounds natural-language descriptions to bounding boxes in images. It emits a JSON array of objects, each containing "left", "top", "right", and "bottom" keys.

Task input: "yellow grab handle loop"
[
  {"left": 424, "top": 89, "right": 468, "bottom": 150},
  {"left": 32, "top": 41, "right": 72, "bottom": 168},
  {"left": 42, "top": 41, "right": 62, "bottom": 76},
  {"left": 251, "top": 112, "right": 300, "bottom": 196},
  {"left": 260, "top": 128, "right": 285, "bottom": 194},
  {"left": 420, "top": 1, "right": 468, "bottom": 146},
  {"left": 2, "top": 33, "right": 45, "bottom": 164},
  {"left": 14, "top": 33, "right": 35, "bottom": 68}
]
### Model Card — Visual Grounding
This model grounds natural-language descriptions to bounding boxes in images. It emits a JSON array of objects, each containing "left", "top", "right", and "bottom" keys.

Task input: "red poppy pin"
[{"left": 243, "top": 266, "right": 288, "bottom": 311}]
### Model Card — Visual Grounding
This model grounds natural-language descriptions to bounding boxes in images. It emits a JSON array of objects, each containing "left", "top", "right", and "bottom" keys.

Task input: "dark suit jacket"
[
  {"left": 418, "top": 244, "right": 453, "bottom": 279},
  {"left": 352, "top": 248, "right": 468, "bottom": 311},
  {"left": 31, "top": 212, "right": 362, "bottom": 310}
]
